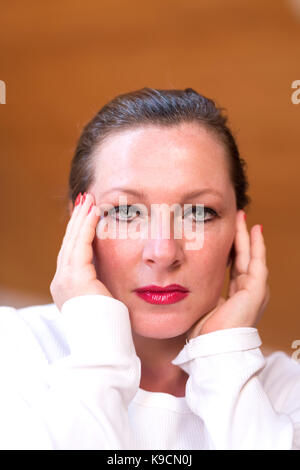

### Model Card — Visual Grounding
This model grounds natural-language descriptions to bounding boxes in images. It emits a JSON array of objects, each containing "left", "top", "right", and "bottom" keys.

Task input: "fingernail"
[
  {"left": 87, "top": 202, "right": 93, "bottom": 214},
  {"left": 74, "top": 193, "right": 82, "bottom": 207},
  {"left": 243, "top": 211, "right": 247, "bottom": 221},
  {"left": 260, "top": 224, "right": 263, "bottom": 233},
  {"left": 81, "top": 192, "right": 87, "bottom": 204}
]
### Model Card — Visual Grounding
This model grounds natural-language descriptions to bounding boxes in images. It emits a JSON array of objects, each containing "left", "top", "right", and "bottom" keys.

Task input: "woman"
[{"left": 1, "top": 87, "right": 299, "bottom": 450}]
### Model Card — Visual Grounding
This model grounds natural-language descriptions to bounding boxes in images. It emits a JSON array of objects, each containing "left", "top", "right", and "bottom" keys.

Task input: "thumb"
[
  {"left": 186, "top": 296, "right": 227, "bottom": 340},
  {"left": 217, "top": 296, "right": 226, "bottom": 307}
]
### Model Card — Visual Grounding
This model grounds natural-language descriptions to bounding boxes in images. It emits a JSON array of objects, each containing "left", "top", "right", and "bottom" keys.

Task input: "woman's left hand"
[{"left": 187, "top": 210, "right": 270, "bottom": 339}]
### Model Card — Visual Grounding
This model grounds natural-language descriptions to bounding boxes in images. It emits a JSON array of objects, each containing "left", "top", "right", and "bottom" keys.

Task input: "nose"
[
  {"left": 141, "top": 207, "right": 184, "bottom": 270},
  {"left": 142, "top": 237, "right": 184, "bottom": 270}
]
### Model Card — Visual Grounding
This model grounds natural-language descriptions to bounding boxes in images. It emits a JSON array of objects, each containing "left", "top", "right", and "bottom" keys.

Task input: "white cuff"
[
  {"left": 60, "top": 294, "right": 137, "bottom": 364},
  {"left": 171, "top": 327, "right": 262, "bottom": 366}
]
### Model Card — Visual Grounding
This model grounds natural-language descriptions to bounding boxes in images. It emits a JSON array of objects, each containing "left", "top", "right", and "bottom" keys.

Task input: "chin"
[{"left": 130, "top": 315, "right": 191, "bottom": 340}]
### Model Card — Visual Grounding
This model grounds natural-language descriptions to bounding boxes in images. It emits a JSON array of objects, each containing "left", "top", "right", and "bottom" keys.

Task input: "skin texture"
[{"left": 56, "top": 122, "right": 269, "bottom": 397}]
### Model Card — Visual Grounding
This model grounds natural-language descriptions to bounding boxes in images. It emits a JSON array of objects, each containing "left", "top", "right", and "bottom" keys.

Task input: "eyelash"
[{"left": 107, "top": 205, "right": 218, "bottom": 223}]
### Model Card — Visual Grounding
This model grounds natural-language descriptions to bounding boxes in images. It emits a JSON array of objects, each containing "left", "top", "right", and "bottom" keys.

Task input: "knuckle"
[
  {"left": 50, "top": 274, "right": 73, "bottom": 296},
  {"left": 258, "top": 260, "right": 268, "bottom": 276},
  {"left": 50, "top": 280, "right": 57, "bottom": 294},
  {"left": 51, "top": 272, "right": 67, "bottom": 288}
]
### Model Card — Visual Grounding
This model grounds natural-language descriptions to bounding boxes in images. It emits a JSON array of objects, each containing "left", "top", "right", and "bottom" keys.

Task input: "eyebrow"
[{"left": 98, "top": 187, "right": 223, "bottom": 202}]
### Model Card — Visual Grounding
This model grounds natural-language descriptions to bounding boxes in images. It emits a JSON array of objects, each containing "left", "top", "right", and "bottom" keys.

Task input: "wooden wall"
[{"left": 1, "top": 0, "right": 300, "bottom": 355}]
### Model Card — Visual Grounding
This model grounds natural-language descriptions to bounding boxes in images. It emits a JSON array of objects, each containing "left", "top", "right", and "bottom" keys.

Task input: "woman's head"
[
  {"left": 68, "top": 88, "right": 250, "bottom": 210},
  {"left": 67, "top": 88, "right": 251, "bottom": 339}
]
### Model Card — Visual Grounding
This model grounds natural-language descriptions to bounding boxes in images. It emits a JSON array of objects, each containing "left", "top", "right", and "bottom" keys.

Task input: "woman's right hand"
[{"left": 50, "top": 192, "right": 114, "bottom": 311}]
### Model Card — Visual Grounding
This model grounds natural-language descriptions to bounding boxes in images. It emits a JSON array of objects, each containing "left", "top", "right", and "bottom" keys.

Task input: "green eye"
[
  {"left": 108, "top": 205, "right": 217, "bottom": 223},
  {"left": 109, "top": 205, "right": 142, "bottom": 222},
  {"left": 184, "top": 206, "right": 217, "bottom": 223}
]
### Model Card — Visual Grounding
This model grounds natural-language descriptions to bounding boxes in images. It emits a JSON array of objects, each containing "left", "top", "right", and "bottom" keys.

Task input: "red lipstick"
[{"left": 134, "top": 284, "right": 189, "bottom": 305}]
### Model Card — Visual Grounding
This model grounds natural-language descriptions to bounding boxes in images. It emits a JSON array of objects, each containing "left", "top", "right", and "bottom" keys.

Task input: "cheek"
[
  {"left": 191, "top": 228, "right": 233, "bottom": 285},
  {"left": 92, "top": 238, "right": 137, "bottom": 292}
]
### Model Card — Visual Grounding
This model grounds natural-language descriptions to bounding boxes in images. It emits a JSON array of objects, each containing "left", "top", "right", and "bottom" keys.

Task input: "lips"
[
  {"left": 135, "top": 284, "right": 189, "bottom": 293},
  {"left": 134, "top": 284, "right": 189, "bottom": 305}
]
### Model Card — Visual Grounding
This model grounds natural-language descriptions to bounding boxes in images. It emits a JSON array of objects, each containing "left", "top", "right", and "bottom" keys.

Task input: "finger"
[
  {"left": 65, "top": 193, "right": 83, "bottom": 237},
  {"left": 60, "top": 192, "right": 94, "bottom": 266},
  {"left": 230, "top": 210, "right": 250, "bottom": 277},
  {"left": 247, "top": 224, "right": 268, "bottom": 282},
  {"left": 74, "top": 200, "right": 101, "bottom": 267},
  {"left": 56, "top": 193, "right": 83, "bottom": 267}
]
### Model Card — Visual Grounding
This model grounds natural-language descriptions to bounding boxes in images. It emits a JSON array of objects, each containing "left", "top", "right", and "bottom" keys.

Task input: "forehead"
[{"left": 91, "top": 122, "right": 231, "bottom": 198}]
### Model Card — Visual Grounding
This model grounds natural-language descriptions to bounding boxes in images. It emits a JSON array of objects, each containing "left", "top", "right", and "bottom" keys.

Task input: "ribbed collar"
[{"left": 131, "top": 387, "right": 192, "bottom": 414}]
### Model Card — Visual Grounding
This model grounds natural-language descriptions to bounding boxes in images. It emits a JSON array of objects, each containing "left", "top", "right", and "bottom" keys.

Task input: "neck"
[{"left": 132, "top": 331, "right": 189, "bottom": 397}]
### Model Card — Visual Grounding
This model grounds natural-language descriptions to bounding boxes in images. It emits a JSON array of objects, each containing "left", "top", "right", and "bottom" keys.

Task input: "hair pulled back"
[{"left": 68, "top": 87, "right": 251, "bottom": 211}]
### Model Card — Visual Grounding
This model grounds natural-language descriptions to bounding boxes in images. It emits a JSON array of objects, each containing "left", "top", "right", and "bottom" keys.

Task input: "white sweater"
[{"left": 0, "top": 294, "right": 299, "bottom": 450}]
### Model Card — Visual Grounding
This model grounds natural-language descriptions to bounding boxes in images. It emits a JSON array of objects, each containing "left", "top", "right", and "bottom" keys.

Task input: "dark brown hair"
[{"left": 68, "top": 87, "right": 251, "bottom": 210}]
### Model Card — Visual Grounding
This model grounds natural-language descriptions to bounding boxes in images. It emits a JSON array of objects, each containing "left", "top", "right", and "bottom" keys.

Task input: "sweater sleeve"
[
  {"left": 171, "top": 327, "right": 297, "bottom": 450},
  {"left": 0, "top": 295, "right": 141, "bottom": 450}
]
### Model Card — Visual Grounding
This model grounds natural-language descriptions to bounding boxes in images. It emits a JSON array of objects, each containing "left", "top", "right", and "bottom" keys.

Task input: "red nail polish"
[
  {"left": 260, "top": 225, "right": 263, "bottom": 233},
  {"left": 75, "top": 193, "right": 82, "bottom": 207},
  {"left": 81, "top": 192, "right": 87, "bottom": 204},
  {"left": 87, "top": 203, "right": 93, "bottom": 214},
  {"left": 244, "top": 212, "right": 247, "bottom": 221}
]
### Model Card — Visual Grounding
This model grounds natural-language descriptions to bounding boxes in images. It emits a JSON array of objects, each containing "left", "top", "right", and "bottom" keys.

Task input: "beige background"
[{"left": 1, "top": 0, "right": 299, "bottom": 355}]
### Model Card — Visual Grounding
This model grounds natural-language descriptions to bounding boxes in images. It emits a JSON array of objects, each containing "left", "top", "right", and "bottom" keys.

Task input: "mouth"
[{"left": 134, "top": 284, "right": 190, "bottom": 305}]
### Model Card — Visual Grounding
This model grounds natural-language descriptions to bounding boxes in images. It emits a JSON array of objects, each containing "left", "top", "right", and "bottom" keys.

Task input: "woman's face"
[{"left": 89, "top": 122, "right": 237, "bottom": 339}]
